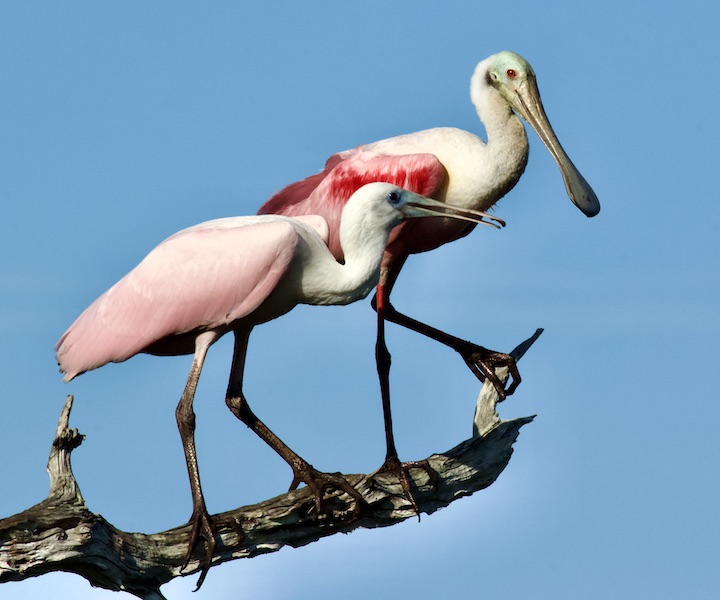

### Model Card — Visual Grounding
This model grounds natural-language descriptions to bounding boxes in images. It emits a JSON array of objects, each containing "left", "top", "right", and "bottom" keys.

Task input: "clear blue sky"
[{"left": 2, "top": 1, "right": 718, "bottom": 598}]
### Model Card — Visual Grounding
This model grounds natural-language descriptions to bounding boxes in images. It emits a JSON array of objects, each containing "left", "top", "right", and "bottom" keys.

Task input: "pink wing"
[
  {"left": 259, "top": 149, "right": 447, "bottom": 259},
  {"left": 55, "top": 218, "right": 299, "bottom": 381}
]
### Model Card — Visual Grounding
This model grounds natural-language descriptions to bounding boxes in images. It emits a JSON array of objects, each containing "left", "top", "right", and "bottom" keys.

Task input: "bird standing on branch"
[
  {"left": 258, "top": 50, "right": 600, "bottom": 502},
  {"left": 55, "top": 182, "right": 503, "bottom": 588}
]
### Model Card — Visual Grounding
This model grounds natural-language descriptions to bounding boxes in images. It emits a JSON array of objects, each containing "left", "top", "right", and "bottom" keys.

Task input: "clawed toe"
[
  {"left": 374, "top": 456, "right": 438, "bottom": 517},
  {"left": 289, "top": 464, "right": 363, "bottom": 520},
  {"left": 460, "top": 345, "right": 521, "bottom": 401},
  {"left": 182, "top": 507, "right": 218, "bottom": 590}
]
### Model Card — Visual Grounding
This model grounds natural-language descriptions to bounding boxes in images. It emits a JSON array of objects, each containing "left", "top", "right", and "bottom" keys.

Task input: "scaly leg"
[
  {"left": 225, "top": 328, "right": 362, "bottom": 519},
  {"left": 176, "top": 331, "right": 219, "bottom": 590}
]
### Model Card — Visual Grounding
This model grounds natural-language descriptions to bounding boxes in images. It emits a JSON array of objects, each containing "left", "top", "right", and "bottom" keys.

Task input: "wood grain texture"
[{"left": 0, "top": 330, "right": 541, "bottom": 599}]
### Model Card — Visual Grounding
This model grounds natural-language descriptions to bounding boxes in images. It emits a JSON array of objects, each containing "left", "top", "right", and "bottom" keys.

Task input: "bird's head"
[
  {"left": 485, "top": 51, "right": 536, "bottom": 98},
  {"left": 343, "top": 182, "right": 506, "bottom": 236},
  {"left": 472, "top": 51, "right": 601, "bottom": 218}
]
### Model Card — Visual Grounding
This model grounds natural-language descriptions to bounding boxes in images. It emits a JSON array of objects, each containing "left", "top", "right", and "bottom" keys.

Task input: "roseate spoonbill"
[
  {"left": 258, "top": 51, "right": 600, "bottom": 502},
  {"left": 55, "top": 182, "right": 503, "bottom": 587}
]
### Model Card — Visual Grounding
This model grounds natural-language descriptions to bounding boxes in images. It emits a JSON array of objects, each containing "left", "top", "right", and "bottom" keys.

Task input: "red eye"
[{"left": 506, "top": 69, "right": 516, "bottom": 78}]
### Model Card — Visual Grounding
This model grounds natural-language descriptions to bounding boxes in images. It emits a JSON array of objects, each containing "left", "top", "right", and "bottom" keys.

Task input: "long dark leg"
[
  {"left": 375, "top": 281, "right": 397, "bottom": 462},
  {"left": 225, "top": 328, "right": 362, "bottom": 518},
  {"left": 382, "top": 302, "right": 521, "bottom": 400},
  {"left": 373, "top": 255, "right": 520, "bottom": 401},
  {"left": 176, "top": 333, "right": 217, "bottom": 590},
  {"left": 374, "top": 277, "right": 438, "bottom": 515}
]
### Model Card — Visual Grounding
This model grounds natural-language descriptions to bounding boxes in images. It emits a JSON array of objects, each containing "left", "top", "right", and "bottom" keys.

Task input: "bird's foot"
[
  {"left": 181, "top": 505, "right": 218, "bottom": 591},
  {"left": 289, "top": 462, "right": 363, "bottom": 520},
  {"left": 373, "top": 455, "right": 439, "bottom": 518},
  {"left": 456, "top": 341, "right": 520, "bottom": 401},
  {"left": 371, "top": 297, "right": 521, "bottom": 400}
]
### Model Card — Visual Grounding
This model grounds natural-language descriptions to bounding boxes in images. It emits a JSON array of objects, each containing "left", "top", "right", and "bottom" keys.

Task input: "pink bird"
[
  {"left": 55, "top": 182, "right": 503, "bottom": 588},
  {"left": 258, "top": 51, "right": 600, "bottom": 503}
]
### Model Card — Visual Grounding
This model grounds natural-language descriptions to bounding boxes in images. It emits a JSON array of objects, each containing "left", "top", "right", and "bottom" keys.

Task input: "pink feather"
[
  {"left": 259, "top": 150, "right": 446, "bottom": 259},
  {"left": 55, "top": 219, "right": 299, "bottom": 381}
]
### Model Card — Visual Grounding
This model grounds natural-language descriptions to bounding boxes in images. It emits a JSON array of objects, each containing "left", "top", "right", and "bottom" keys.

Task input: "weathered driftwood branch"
[{"left": 0, "top": 329, "right": 542, "bottom": 599}]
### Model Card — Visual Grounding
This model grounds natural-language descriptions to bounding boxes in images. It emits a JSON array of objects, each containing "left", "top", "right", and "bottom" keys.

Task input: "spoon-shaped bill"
[{"left": 511, "top": 77, "right": 600, "bottom": 218}]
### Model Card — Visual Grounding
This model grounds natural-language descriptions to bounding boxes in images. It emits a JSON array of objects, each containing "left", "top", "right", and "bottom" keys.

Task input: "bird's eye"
[
  {"left": 386, "top": 190, "right": 402, "bottom": 206},
  {"left": 506, "top": 68, "right": 517, "bottom": 78}
]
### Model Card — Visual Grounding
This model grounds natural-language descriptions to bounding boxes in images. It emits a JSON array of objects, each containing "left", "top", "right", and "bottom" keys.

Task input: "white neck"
[
  {"left": 469, "top": 65, "right": 529, "bottom": 200},
  {"left": 298, "top": 202, "right": 399, "bottom": 306}
]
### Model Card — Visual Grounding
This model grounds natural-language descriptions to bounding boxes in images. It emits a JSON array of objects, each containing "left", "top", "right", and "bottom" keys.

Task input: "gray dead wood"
[{"left": 0, "top": 330, "right": 541, "bottom": 599}]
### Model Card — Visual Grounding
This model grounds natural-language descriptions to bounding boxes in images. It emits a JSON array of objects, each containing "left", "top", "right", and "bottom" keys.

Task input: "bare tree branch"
[{"left": 0, "top": 330, "right": 542, "bottom": 599}]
